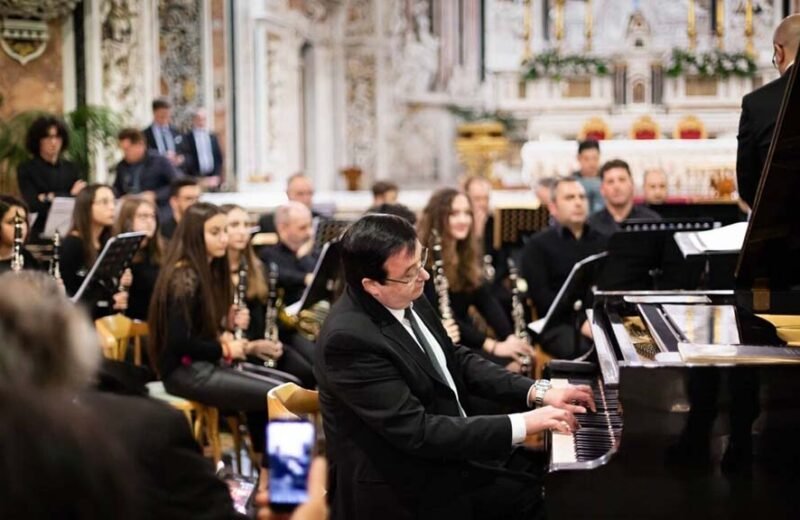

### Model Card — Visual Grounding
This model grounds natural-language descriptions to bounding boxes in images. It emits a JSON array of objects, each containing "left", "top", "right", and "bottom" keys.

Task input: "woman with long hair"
[
  {"left": 16, "top": 115, "right": 87, "bottom": 242},
  {"left": 148, "top": 202, "right": 282, "bottom": 453},
  {"left": 222, "top": 204, "right": 315, "bottom": 387},
  {"left": 0, "top": 195, "right": 41, "bottom": 273},
  {"left": 112, "top": 196, "right": 162, "bottom": 321},
  {"left": 418, "top": 188, "right": 535, "bottom": 369},
  {"left": 61, "top": 184, "right": 129, "bottom": 317}
]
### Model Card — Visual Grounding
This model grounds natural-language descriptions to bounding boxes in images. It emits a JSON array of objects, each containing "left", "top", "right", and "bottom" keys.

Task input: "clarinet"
[
  {"left": 10, "top": 211, "right": 24, "bottom": 272},
  {"left": 508, "top": 258, "right": 532, "bottom": 377},
  {"left": 233, "top": 256, "right": 248, "bottom": 340},
  {"left": 431, "top": 230, "right": 454, "bottom": 322},
  {"left": 261, "top": 262, "right": 279, "bottom": 368},
  {"left": 50, "top": 231, "right": 62, "bottom": 282}
]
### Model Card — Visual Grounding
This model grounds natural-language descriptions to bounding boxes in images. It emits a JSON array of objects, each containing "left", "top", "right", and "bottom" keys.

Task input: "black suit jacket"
[
  {"left": 315, "top": 287, "right": 533, "bottom": 519},
  {"left": 182, "top": 130, "right": 223, "bottom": 178},
  {"left": 736, "top": 68, "right": 791, "bottom": 207},
  {"left": 144, "top": 124, "right": 183, "bottom": 153},
  {"left": 113, "top": 151, "right": 178, "bottom": 211}
]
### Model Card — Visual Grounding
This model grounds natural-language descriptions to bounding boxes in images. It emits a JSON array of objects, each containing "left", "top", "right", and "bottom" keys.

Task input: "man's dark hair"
[
  {"left": 577, "top": 139, "right": 600, "bottom": 155},
  {"left": 25, "top": 115, "right": 70, "bottom": 156},
  {"left": 117, "top": 127, "right": 145, "bottom": 144},
  {"left": 599, "top": 159, "right": 632, "bottom": 181},
  {"left": 365, "top": 203, "right": 417, "bottom": 225},
  {"left": 152, "top": 98, "right": 171, "bottom": 111},
  {"left": 371, "top": 181, "right": 398, "bottom": 197},
  {"left": 341, "top": 214, "right": 417, "bottom": 290},
  {"left": 170, "top": 177, "right": 199, "bottom": 198}
]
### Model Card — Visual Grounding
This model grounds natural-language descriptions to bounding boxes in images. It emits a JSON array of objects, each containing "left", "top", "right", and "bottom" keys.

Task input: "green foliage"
[
  {"left": 665, "top": 48, "right": 757, "bottom": 78},
  {"left": 0, "top": 105, "right": 121, "bottom": 194},
  {"left": 522, "top": 50, "right": 610, "bottom": 81}
]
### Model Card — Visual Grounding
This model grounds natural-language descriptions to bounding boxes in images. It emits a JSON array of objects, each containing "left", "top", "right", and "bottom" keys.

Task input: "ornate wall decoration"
[
  {"left": 100, "top": 0, "right": 143, "bottom": 123},
  {"left": 158, "top": 0, "right": 203, "bottom": 129},
  {"left": 0, "top": 0, "right": 78, "bottom": 65},
  {"left": 0, "top": 0, "right": 78, "bottom": 19},
  {"left": 345, "top": 50, "right": 376, "bottom": 174},
  {"left": 344, "top": 0, "right": 374, "bottom": 37}
]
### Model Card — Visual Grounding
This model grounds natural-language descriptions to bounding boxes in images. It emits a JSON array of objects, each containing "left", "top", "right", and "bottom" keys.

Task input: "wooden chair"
[
  {"left": 94, "top": 313, "right": 146, "bottom": 366},
  {"left": 578, "top": 117, "right": 611, "bottom": 141},
  {"left": 630, "top": 115, "right": 661, "bottom": 140},
  {"left": 267, "top": 383, "right": 320, "bottom": 420},
  {"left": 674, "top": 115, "right": 707, "bottom": 139}
]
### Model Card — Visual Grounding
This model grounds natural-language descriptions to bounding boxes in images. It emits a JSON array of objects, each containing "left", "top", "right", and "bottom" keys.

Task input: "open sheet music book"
[
  {"left": 675, "top": 221, "right": 748, "bottom": 257},
  {"left": 529, "top": 251, "right": 608, "bottom": 335},
  {"left": 678, "top": 342, "right": 800, "bottom": 364},
  {"left": 42, "top": 197, "right": 75, "bottom": 239}
]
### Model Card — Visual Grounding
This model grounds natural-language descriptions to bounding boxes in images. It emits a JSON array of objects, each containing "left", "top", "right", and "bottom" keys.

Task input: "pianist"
[
  {"left": 315, "top": 214, "right": 595, "bottom": 520},
  {"left": 521, "top": 178, "right": 607, "bottom": 359}
]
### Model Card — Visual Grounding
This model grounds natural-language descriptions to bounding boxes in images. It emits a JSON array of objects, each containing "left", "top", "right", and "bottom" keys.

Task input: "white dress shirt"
[{"left": 192, "top": 128, "right": 215, "bottom": 175}]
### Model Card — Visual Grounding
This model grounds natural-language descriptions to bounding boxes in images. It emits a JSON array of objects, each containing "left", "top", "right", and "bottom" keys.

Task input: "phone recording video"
[{"left": 267, "top": 419, "right": 315, "bottom": 512}]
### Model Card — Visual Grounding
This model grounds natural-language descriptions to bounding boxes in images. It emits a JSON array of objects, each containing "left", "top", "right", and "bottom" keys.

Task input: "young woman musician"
[
  {"left": 148, "top": 202, "right": 282, "bottom": 453},
  {"left": 61, "top": 184, "right": 129, "bottom": 317},
  {"left": 418, "top": 188, "right": 535, "bottom": 369},
  {"left": 0, "top": 195, "right": 41, "bottom": 274},
  {"left": 112, "top": 196, "right": 162, "bottom": 321},
  {"left": 222, "top": 204, "right": 315, "bottom": 387}
]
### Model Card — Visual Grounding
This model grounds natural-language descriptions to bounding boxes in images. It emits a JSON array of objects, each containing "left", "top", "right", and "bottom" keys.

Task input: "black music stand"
[
  {"left": 284, "top": 239, "right": 342, "bottom": 317},
  {"left": 70, "top": 232, "right": 146, "bottom": 303}
]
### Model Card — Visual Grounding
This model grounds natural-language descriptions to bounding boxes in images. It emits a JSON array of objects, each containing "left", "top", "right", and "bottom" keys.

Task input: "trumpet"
[
  {"left": 233, "top": 256, "right": 248, "bottom": 340},
  {"left": 10, "top": 211, "right": 24, "bottom": 272},
  {"left": 431, "top": 229, "right": 454, "bottom": 322},
  {"left": 261, "top": 262, "right": 279, "bottom": 368},
  {"left": 49, "top": 231, "right": 61, "bottom": 281},
  {"left": 508, "top": 258, "right": 532, "bottom": 377}
]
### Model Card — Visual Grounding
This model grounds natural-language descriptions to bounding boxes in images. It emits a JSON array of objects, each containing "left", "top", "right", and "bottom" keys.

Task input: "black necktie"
[{"left": 404, "top": 307, "right": 448, "bottom": 383}]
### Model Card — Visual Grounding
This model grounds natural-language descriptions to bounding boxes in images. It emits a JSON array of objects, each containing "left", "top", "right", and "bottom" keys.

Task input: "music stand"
[
  {"left": 70, "top": 232, "right": 147, "bottom": 303},
  {"left": 312, "top": 218, "right": 351, "bottom": 256},
  {"left": 41, "top": 197, "right": 75, "bottom": 239},
  {"left": 284, "top": 240, "right": 342, "bottom": 316},
  {"left": 529, "top": 251, "right": 609, "bottom": 336}
]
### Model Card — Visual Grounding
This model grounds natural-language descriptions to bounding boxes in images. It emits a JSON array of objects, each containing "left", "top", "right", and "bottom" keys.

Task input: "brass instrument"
[
  {"left": 431, "top": 229, "right": 454, "bottom": 322},
  {"left": 508, "top": 258, "right": 532, "bottom": 376},
  {"left": 261, "top": 262, "right": 279, "bottom": 368},
  {"left": 233, "top": 256, "right": 248, "bottom": 340},
  {"left": 49, "top": 231, "right": 61, "bottom": 281},
  {"left": 10, "top": 211, "right": 24, "bottom": 272}
]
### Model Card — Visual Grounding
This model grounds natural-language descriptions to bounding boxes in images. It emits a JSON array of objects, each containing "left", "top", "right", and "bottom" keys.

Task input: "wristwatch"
[{"left": 533, "top": 379, "right": 552, "bottom": 408}]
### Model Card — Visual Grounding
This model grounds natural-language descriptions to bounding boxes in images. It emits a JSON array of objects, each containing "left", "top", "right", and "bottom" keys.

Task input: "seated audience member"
[
  {"left": 365, "top": 202, "right": 417, "bottom": 225},
  {"left": 0, "top": 271, "right": 243, "bottom": 519},
  {"left": 258, "top": 173, "right": 319, "bottom": 234},
  {"left": 113, "top": 128, "right": 178, "bottom": 221},
  {"left": 418, "top": 188, "right": 535, "bottom": 370},
  {"left": 0, "top": 195, "right": 41, "bottom": 273},
  {"left": 61, "top": 184, "right": 130, "bottom": 319},
  {"left": 588, "top": 159, "right": 661, "bottom": 236},
  {"left": 521, "top": 178, "right": 607, "bottom": 359},
  {"left": 643, "top": 167, "right": 668, "bottom": 205},
  {"left": 572, "top": 140, "right": 604, "bottom": 214},
  {"left": 149, "top": 202, "right": 283, "bottom": 455},
  {"left": 161, "top": 178, "right": 201, "bottom": 240},
  {"left": 183, "top": 107, "right": 223, "bottom": 190},
  {"left": 315, "top": 213, "right": 594, "bottom": 520},
  {"left": 223, "top": 204, "right": 315, "bottom": 387},
  {"left": 16, "top": 115, "right": 86, "bottom": 241},
  {"left": 112, "top": 196, "right": 162, "bottom": 321},
  {"left": 371, "top": 180, "right": 398, "bottom": 206},
  {"left": 259, "top": 201, "right": 316, "bottom": 306},
  {"left": 144, "top": 98, "right": 185, "bottom": 169}
]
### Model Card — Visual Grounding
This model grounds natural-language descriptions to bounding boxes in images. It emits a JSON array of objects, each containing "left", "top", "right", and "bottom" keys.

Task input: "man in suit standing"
[
  {"left": 737, "top": 14, "right": 800, "bottom": 208},
  {"left": 144, "top": 98, "right": 185, "bottom": 170},
  {"left": 182, "top": 108, "right": 224, "bottom": 190},
  {"left": 315, "top": 214, "right": 595, "bottom": 520}
]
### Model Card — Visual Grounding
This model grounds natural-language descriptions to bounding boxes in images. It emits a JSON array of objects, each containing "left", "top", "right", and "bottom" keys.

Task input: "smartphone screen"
[
  {"left": 267, "top": 419, "right": 315, "bottom": 512},
  {"left": 224, "top": 474, "right": 257, "bottom": 515}
]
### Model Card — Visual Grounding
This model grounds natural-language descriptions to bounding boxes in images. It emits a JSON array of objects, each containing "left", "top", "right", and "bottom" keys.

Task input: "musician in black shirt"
[
  {"left": 0, "top": 195, "right": 41, "bottom": 274},
  {"left": 16, "top": 115, "right": 86, "bottom": 241},
  {"left": 521, "top": 178, "right": 607, "bottom": 359},
  {"left": 588, "top": 159, "right": 661, "bottom": 236}
]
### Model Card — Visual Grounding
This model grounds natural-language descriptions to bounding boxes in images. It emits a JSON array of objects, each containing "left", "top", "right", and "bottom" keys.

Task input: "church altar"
[{"left": 520, "top": 138, "right": 738, "bottom": 199}]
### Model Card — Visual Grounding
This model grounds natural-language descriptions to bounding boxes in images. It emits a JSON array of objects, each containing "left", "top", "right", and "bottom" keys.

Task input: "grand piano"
[{"left": 544, "top": 54, "right": 800, "bottom": 518}]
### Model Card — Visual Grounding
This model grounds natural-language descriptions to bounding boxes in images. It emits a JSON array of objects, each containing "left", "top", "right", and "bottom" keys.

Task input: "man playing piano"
[{"left": 315, "top": 214, "right": 595, "bottom": 520}]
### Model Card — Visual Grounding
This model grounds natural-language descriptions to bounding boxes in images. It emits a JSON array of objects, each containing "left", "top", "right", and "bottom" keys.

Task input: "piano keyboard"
[{"left": 550, "top": 378, "right": 622, "bottom": 469}]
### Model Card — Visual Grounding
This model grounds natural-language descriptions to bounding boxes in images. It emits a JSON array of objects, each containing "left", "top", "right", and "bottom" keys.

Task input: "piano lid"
[{"left": 736, "top": 45, "right": 800, "bottom": 295}]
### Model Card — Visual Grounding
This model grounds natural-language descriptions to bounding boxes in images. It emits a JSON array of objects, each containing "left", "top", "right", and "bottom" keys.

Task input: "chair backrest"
[
  {"left": 674, "top": 115, "right": 707, "bottom": 139},
  {"left": 578, "top": 117, "right": 611, "bottom": 141},
  {"left": 630, "top": 115, "right": 661, "bottom": 140},
  {"left": 94, "top": 314, "right": 148, "bottom": 365},
  {"left": 492, "top": 206, "right": 551, "bottom": 250},
  {"left": 267, "top": 383, "right": 320, "bottom": 421}
]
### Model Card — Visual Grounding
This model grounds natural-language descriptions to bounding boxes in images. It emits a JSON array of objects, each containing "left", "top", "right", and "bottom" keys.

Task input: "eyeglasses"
[{"left": 383, "top": 247, "right": 428, "bottom": 285}]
